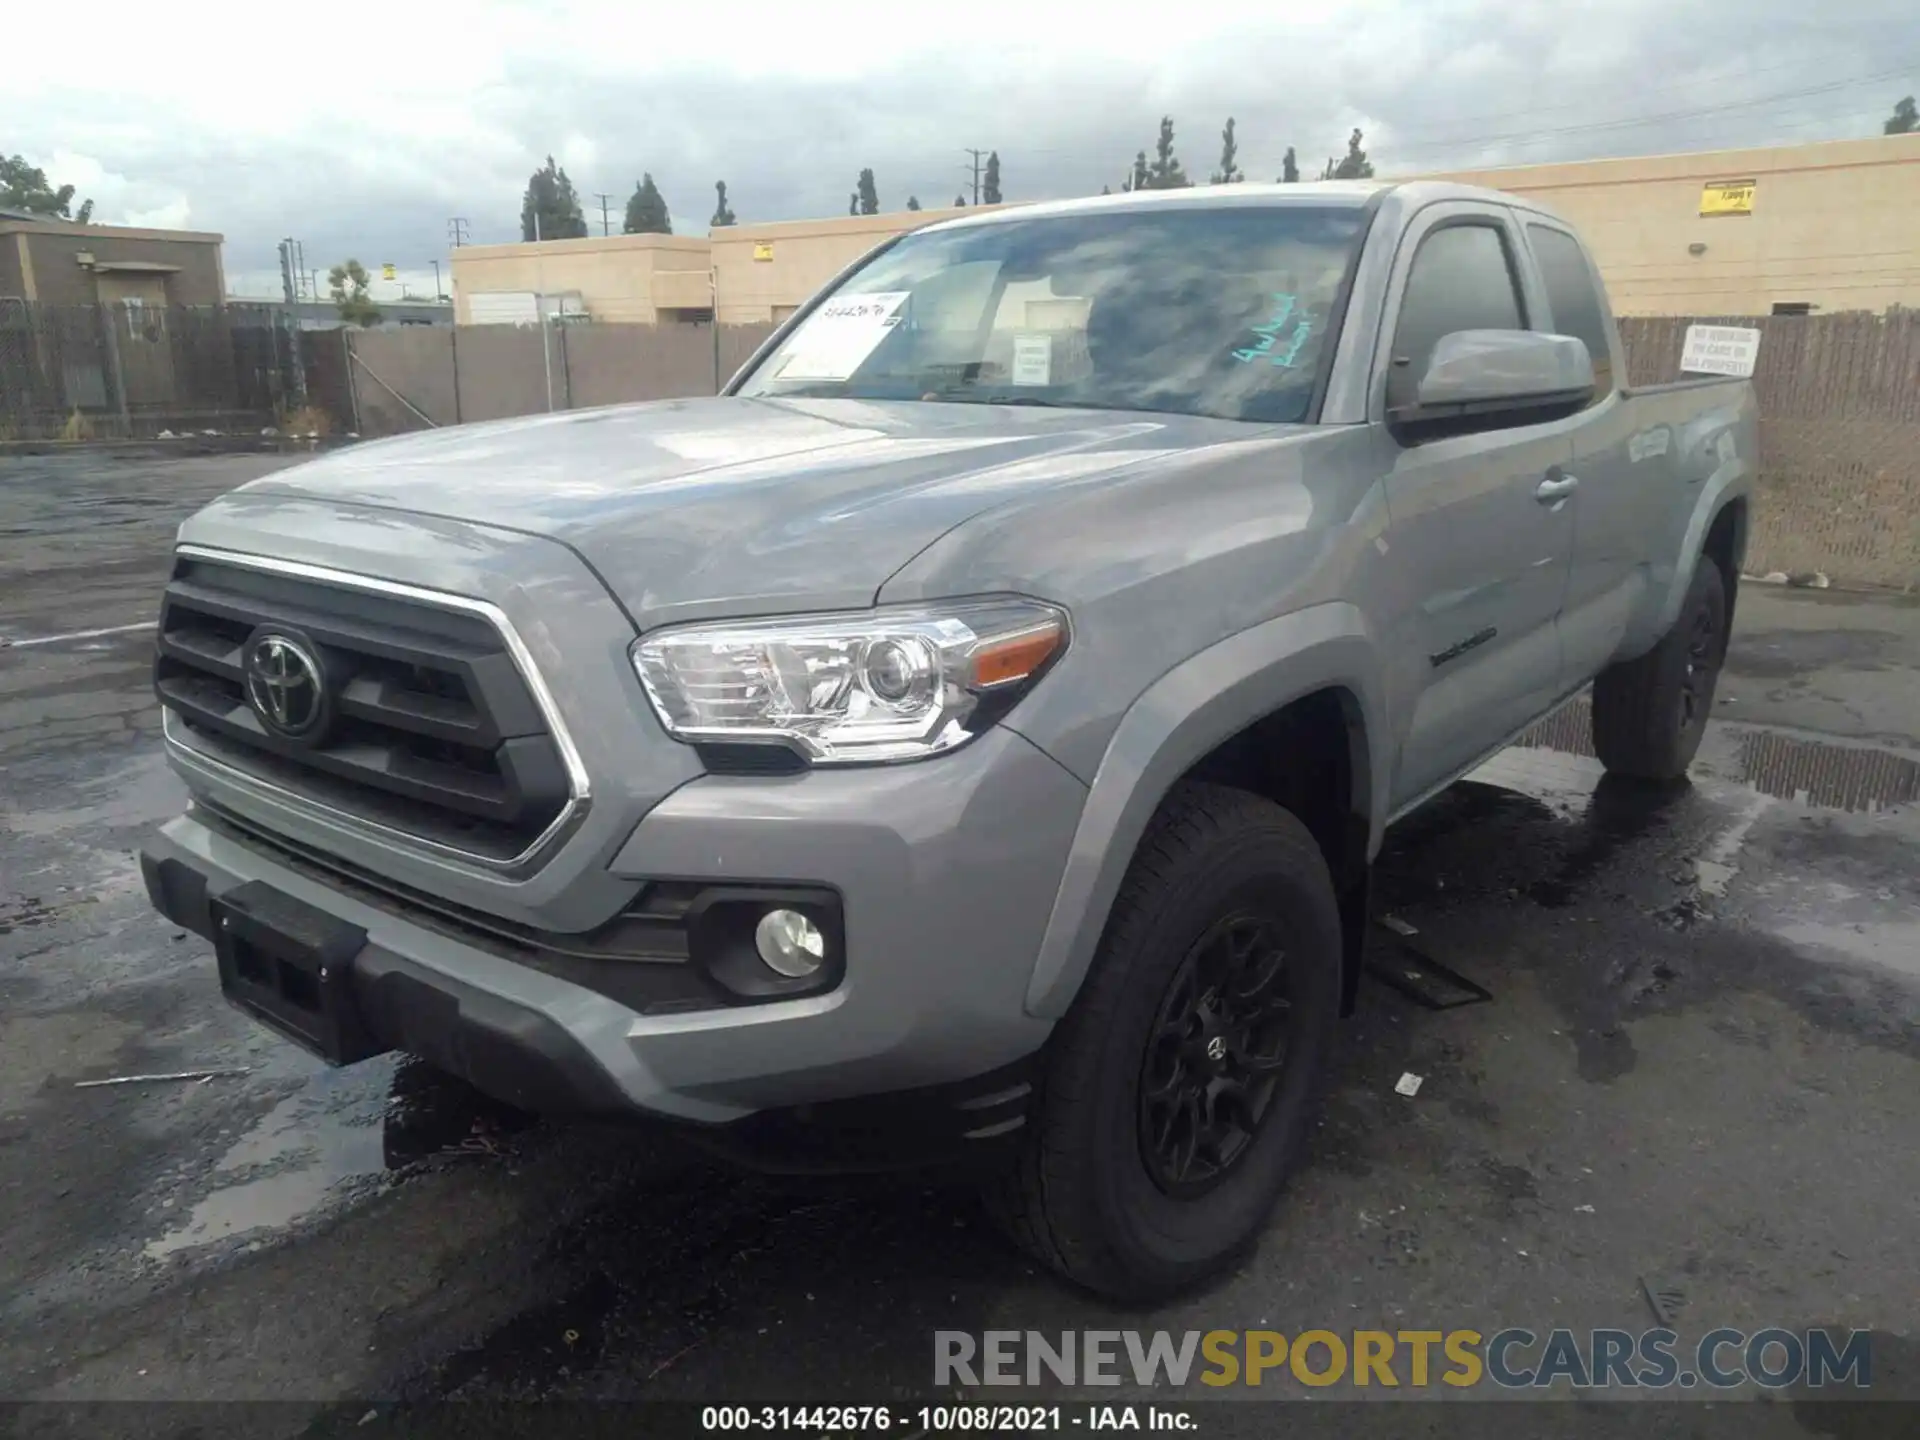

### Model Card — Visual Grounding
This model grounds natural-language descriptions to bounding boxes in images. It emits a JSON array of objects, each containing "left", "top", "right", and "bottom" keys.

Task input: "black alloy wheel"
[
  {"left": 1679, "top": 599, "right": 1721, "bottom": 730},
  {"left": 1138, "top": 912, "right": 1293, "bottom": 1195}
]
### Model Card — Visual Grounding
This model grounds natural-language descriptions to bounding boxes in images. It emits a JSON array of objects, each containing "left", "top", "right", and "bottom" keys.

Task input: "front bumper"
[{"left": 142, "top": 724, "right": 1085, "bottom": 1138}]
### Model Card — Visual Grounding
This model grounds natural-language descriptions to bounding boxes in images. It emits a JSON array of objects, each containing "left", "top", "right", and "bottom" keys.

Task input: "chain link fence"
[
  {"left": 3, "top": 298, "right": 1914, "bottom": 588},
  {"left": 0, "top": 301, "right": 303, "bottom": 440},
  {"left": 338, "top": 320, "right": 777, "bottom": 436},
  {"left": 1619, "top": 313, "right": 1920, "bottom": 589}
]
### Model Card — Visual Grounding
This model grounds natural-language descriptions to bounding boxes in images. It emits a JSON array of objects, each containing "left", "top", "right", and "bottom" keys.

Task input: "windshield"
[{"left": 733, "top": 205, "right": 1371, "bottom": 424}]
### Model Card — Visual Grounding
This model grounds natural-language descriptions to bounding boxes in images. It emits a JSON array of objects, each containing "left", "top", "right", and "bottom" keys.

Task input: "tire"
[
  {"left": 985, "top": 782, "right": 1344, "bottom": 1301},
  {"left": 1591, "top": 557, "right": 1728, "bottom": 780}
]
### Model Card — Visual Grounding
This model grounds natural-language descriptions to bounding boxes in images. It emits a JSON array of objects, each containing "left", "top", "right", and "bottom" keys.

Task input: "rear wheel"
[
  {"left": 985, "top": 782, "right": 1343, "bottom": 1300},
  {"left": 1592, "top": 557, "right": 1727, "bottom": 780}
]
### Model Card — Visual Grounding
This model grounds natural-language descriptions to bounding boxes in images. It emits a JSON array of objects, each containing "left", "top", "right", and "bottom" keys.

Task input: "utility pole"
[
  {"left": 962, "top": 148, "right": 988, "bottom": 206},
  {"left": 274, "top": 238, "right": 308, "bottom": 409},
  {"left": 533, "top": 212, "right": 554, "bottom": 413},
  {"left": 281, "top": 238, "right": 309, "bottom": 300},
  {"left": 593, "top": 193, "right": 614, "bottom": 236},
  {"left": 447, "top": 217, "right": 470, "bottom": 249},
  {"left": 430, "top": 259, "right": 444, "bottom": 301}
]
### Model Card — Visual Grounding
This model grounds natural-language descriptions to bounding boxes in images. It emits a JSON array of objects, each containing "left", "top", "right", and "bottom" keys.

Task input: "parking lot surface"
[{"left": 2, "top": 452, "right": 1916, "bottom": 1432}]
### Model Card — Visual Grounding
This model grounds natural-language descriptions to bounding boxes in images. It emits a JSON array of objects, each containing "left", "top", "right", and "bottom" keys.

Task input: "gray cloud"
[{"left": 14, "top": 0, "right": 1916, "bottom": 298}]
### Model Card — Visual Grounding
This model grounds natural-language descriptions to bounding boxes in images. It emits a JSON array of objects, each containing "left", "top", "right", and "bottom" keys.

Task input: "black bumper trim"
[
  {"left": 141, "top": 842, "right": 1040, "bottom": 1172},
  {"left": 142, "top": 845, "right": 630, "bottom": 1116},
  {"left": 685, "top": 1055, "right": 1041, "bottom": 1177}
]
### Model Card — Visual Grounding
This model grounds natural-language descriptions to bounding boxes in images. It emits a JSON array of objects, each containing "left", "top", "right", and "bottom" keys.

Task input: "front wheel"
[
  {"left": 1591, "top": 557, "right": 1728, "bottom": 780},
  {"left": 985, "top": 782, "right": 1343, "bottom": 1300}
]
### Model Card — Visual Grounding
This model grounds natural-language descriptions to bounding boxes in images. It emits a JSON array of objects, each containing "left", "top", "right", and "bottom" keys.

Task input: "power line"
[
  {"left": 1378, "top": 62, "right": 1920, "bottom": 158},
  {"left": 447, "top": 216, "right": 470, "bottom": 249},
  {"left": 1334, "top": 45, "right": 1909, "bottom": 141},
  {"left": 593, "top": 192, "right": 614, "bottom": 236},
  {"left": 995, "top": 53, "right": 1920, "bottom": 174}
]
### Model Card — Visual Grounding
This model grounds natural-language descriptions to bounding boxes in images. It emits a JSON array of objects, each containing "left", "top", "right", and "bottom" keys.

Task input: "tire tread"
[
  {"left": 985, "top": 782, "right": 1334, "bottom": 1296},
  {"left": 1592, "top": 559, "right": 1725, "bottom": 780}
]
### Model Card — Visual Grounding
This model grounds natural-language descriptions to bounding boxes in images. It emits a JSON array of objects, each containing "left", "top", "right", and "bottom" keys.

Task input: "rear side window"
[
  {"left": 1388, "top": 223, "right": 1526, "bottom": 407},
  {"left": 1528, "top": 224, "right": 1615, "bottom": 399}
]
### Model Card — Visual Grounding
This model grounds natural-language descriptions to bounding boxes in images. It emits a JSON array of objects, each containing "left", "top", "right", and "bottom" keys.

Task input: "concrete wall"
[
  {"left": 0, "top": 220, "right": 225, "bottom": 308},
  {"left": 0, "top": 236, "right": 24, "bottom": 300},
  {"left": 1431, "top": 135, "right": 1920, "bottom": 316},
  {"left": 449, "top": 233, "right": 713, "bottom": 324}
]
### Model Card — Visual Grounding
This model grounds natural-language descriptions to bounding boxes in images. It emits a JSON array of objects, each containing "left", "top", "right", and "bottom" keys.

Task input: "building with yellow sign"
[
  {"left": 1429, "top": 134, "right": 1918, "bottom": 315},
  {"left": 447, "top": 134, "right": 1919, "bottom": 328}
]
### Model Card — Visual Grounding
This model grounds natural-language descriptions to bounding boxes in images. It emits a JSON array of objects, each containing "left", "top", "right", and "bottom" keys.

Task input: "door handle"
[{"left": 1535, "top": 474, "right": 1579, "bottom": 503}]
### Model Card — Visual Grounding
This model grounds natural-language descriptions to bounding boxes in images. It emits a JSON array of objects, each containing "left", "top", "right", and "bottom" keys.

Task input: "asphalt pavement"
[{"left": 1, "top": 451, "right": 1916, "bottom": 1435}]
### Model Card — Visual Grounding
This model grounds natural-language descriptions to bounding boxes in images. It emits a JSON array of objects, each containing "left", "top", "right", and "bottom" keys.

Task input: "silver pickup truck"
[{"left": 140, "top": 180, "right": 1755, "bottom": 1299}]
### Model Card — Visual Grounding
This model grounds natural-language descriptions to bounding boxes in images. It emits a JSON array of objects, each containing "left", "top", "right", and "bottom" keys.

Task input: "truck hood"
[{"left": 240, "top": 397, "right": 1278, "bottom": 627}]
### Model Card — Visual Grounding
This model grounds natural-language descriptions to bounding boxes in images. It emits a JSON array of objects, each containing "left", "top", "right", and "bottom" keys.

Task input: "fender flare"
[
  {"left": 1651, "top": 446, "right": 1753, "bottom": 641},
  {"left": 1020, "top": 601, "right": 1390, "bottom": 1020}
]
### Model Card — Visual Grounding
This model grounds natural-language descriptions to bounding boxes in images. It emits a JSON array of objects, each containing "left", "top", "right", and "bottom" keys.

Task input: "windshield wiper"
[{"left": 920, "top": 390, "right": 1089, "bottom": 410}]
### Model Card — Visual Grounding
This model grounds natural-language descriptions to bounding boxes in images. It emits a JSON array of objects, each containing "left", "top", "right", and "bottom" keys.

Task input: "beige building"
[
  {"left": 708, "top": 205, "right": 1002, "bottom": 325},
  {"left": 448, "top": 232, "right": 715, "bottom": 325},
  {"left": 1429, "top": 134, "right": 1920, "bottom": 316},
  {"left": 447, "top": 135, "right": 1920, "bottom": 328},
  {"left": 447, "top": 207, "right": 1000, "bottom": 328}
]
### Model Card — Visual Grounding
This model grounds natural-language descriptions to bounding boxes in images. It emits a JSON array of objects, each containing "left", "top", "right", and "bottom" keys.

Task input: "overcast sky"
[{"left": 11, "top": 0, "right": 1918, "bottom": 301}]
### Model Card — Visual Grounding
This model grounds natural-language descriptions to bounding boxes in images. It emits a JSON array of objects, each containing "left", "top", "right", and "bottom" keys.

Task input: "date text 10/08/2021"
[{"left": 702, "top": 1406, "right": 1188, "bottom": 1432}]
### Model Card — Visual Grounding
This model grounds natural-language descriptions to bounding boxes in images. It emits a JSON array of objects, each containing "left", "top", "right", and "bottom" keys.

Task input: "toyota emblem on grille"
[{"left": 244, "top": 631, "right": 328, "bottom": 740}]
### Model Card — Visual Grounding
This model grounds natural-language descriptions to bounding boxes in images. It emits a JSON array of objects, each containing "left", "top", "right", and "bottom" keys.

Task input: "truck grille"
[{"left": 154, "top": 553, "right": 581, "bottom": 866}]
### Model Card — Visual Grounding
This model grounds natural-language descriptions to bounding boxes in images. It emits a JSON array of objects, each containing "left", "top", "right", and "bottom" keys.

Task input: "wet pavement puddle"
[
  {"left": 1457, "top": 700, "right": 1920, "bottom": 987},
  {"left": 130, "top": 706, "right": 1920, "bottom": 1281},
  {"left": 1514, "top": 696, "right": 1920, "bottom": 813},
  {"left": 142, "top": 1056, "right": 538, "bottom": 1260},
  {"left": 144, "top": 1062, "right": 396, "bottom": 1259}
]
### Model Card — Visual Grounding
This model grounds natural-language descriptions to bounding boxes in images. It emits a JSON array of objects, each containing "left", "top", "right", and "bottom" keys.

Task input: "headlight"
[{"left": 632, "top": 599, "right": 1069, "bottom": 764}]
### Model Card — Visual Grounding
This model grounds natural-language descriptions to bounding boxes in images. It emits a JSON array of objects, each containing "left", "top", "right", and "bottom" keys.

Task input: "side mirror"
[{"left": 1392, "top": 329, "right": 1594, "bottom": 432}]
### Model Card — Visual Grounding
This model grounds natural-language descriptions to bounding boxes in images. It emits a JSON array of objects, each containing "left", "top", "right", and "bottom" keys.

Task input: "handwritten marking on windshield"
[{"left": 1233, "top": 292, "right": 1314, "bottom": 368}]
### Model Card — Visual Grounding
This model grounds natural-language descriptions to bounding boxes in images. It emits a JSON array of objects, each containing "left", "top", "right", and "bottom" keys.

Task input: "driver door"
[{"left": 1374, "top": 204, "right": 1584, "bottom": 811}]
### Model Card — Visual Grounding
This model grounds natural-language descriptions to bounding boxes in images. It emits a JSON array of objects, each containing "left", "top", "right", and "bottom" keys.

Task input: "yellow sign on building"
[
  {"left": 752, "top": 243, "right": 775, "bottom": 262},
  {"left": 381, "top": 263, "right": 397, "bottom": 280},
  {"left": 1699, "top": 179, "right": 1756, "bottom": 216}
]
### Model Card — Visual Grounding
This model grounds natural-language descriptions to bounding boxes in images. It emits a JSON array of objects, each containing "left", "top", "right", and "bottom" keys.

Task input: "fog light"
[{"left": 754, "top": 908, "right": 826, "bottom": 978}]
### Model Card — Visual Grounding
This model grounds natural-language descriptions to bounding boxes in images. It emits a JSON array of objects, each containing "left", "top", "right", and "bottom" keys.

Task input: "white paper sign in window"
[
  {"left": 774, "top": 292, "right": 911, "bottom": 381},
  {"left": 1010, "top": 335, "right": 1053, "bottom": 386}
]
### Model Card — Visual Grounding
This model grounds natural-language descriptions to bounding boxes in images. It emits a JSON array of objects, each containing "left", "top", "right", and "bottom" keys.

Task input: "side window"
[
  {"left": 1528, "top": 224, "right": 1615, "bottom": 399},
  {"left": 1388, "top": 222, "right": 1525, "bottom": 408}
]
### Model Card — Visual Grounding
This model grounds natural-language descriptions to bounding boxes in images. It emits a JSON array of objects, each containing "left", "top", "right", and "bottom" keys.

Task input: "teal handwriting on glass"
[{"left": 1233, "top": 292, "right": 1314, "bottom": 368}]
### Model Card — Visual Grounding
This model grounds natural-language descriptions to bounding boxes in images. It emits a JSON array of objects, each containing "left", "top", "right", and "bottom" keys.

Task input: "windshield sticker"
[
  {"left": 775, "top": 291, "right": 911, "bottom": 382},
  {"left": 1232, "top": 292, "right": 1315, "bottom": 368},
  {"left": 1010, "top": 334, "right": 1053, "bottom": 386}
]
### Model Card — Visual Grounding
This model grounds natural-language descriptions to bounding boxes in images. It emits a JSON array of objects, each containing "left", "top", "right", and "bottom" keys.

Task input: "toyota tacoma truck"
[{"left": 140, "top": 181, "right": 1755, "bottom": 1299}]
